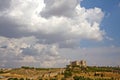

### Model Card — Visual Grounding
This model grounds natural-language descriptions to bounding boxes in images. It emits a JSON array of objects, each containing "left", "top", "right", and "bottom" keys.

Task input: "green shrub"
[
  {"left": 20, "top": 78, "right": 24, "bottom": 80},
  {"left": 8, "top": 78, "right": 18, "bottom": 80},
  {"left": 50, "top": 78, "right": 58, "bottom": 80},
  {"left": 64, "top": 70, "right": 72, "bottom": 78},
  {"left": 73, "top": 76, "right": 92, "bottom": 80}
]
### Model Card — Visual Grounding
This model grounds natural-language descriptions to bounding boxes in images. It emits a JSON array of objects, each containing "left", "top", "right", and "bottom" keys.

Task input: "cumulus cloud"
[
  {"left": 0, "top": 0, "right": 104, "bottom": 45},
  {"left": 0, "top": 0, "right": 11, "bottom": 11},
  {"left": 40, "top": 0, "right": 78, "bottom": 18},
  {"left": 0, "top": 0, "right": 106, "bottom": 67},
  {"left": 0, "top": 36, "right": 68, "bottom": 68}
]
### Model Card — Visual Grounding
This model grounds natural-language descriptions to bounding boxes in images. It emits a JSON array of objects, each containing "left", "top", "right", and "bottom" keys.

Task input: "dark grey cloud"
[
  {"left": 0, "top": 16, "right": 33, "bottom": 38},
  {"left": 0, "top": 16, "right": 20, "bottom": 37},
  {"left": 40, "top": 0, "right": 78, "bottom": 18},
  {"left": 0, "top": 15, "right": 77, "bottom": 48},
  {"left": 22, "top": 44, "right": 58, "bottom": 57},
  {"left": 0, "top": 0, "right": 11, "bottom": 11},
  {"left": 22, "top": 48, "right": 38, "bottom": 56}
]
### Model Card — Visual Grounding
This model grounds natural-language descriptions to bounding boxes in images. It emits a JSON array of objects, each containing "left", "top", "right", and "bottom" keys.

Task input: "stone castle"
[
  {"left": 67, "top": 60, "right": 87, "bottom": 68},
  {"left": 70, "top": 60, "right": 86, "bottom": 67}
]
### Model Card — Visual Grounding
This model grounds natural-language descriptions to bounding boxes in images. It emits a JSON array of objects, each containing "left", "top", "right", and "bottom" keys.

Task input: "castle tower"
[{"left": 80, "top": 60, "right": 86, "bottom": 67}]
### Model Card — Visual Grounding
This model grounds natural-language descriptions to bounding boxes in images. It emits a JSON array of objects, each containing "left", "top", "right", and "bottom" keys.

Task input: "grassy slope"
[{"left": 0, "top": 67, "right": 120, "bottom": 80}]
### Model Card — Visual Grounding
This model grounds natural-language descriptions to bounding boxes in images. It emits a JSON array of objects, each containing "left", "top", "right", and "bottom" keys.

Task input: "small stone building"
[{"left": 69, "top": 60, "right": 87, "bottom": 67}]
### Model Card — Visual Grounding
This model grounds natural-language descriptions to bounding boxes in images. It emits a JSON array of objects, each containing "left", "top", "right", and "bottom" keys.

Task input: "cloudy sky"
[{"left": 0, "top": 0, "right": 120, "bottom": 68}]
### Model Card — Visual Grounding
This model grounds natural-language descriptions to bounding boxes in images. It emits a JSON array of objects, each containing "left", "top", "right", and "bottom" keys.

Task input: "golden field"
[{"left": 0, "top": 66, "right": 120, "bottom": 80}]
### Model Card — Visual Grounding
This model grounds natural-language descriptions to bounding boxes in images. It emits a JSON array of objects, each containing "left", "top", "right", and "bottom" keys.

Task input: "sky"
[{"left": 0, "top": 0, "right": 120, "bottom": 68}]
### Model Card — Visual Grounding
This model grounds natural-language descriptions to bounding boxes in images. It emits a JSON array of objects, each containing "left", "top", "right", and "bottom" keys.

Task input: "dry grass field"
[
  {"left": 0, "top": 67, "right": 65, "bottom": 80},
  {"left": 0, "top": 66, "right": 120, "bottom": 80}
]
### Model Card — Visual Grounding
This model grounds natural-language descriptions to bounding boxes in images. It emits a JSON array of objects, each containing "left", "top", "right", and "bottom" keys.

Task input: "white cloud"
[
  {"left": 118, "top": 2, "right": 120, "bottom": 7},
  {"left": 0, "top": 36, "right": 68, "bottom": 68},
  {"left": 22, "top": 56, "right": 36, "bottom": 63},
  {"left": 1, "top": 0, "right": 104, "bottom": 44},
  {"left": 0, "top": 0, "right": 107, "bottom": 67},
  {"left": 106, "top": 36, "right": 113, "bottom": 41}
]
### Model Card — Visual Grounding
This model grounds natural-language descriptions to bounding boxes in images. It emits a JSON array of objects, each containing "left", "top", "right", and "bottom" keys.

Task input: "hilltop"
[{"left": 0, "top": 61, "right": 120, "bottom": 80}]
